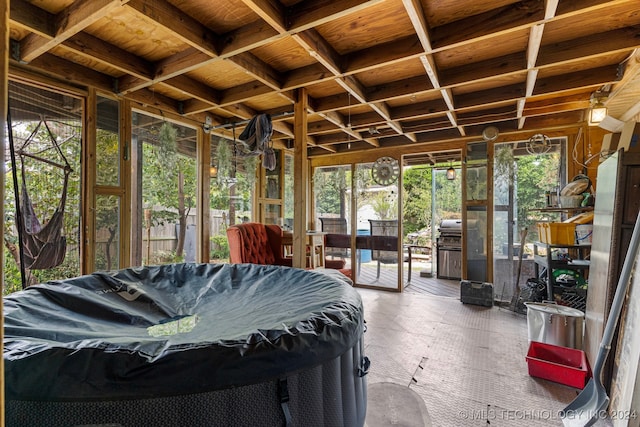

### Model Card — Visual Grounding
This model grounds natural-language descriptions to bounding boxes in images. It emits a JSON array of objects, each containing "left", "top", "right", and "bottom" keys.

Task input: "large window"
[
  {"left": 131, "top": 112, "right": 198, "bottom": 266},
  {"left": 4, "top": 80, "right": 83, "bottom": 293}
]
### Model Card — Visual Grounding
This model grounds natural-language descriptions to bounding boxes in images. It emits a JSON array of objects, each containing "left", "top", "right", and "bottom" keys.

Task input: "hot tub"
[{"left": 4, "top": 263, "right": 368, "bottom": 426}]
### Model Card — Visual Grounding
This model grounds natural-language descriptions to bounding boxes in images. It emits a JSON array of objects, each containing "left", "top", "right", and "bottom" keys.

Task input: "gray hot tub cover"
[{"left": 3, "top": 263, "right": 364, "bottom": 401}]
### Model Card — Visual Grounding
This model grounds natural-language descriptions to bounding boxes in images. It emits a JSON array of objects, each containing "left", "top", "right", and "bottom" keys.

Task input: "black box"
[{"left": 460, "top": 280, "right": 494, "bottom": 307}]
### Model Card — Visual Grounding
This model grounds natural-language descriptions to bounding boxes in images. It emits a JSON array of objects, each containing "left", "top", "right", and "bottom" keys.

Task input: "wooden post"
[
  {"left": 1, "top": 0, "right": 9, "bottom": 423},
  {"left": 144, "top": 208, "right": 152, "bottom": 265},
  {"left": 292, "top": 88, "right": 308, "bottom": 269},
  {"left": 197, "top": 126, "right": 211, "bottom": 263}
]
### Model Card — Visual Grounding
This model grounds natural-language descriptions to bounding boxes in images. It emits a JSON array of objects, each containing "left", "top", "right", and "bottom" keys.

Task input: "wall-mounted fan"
[{"left": 371, "top": 156, "right": 400, "bottom": 186}]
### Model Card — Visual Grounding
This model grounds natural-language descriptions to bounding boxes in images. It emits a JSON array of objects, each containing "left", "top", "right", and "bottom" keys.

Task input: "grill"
[
  {"left": 437, "top": 220, "right": 462, "bottom": 279},
  {"left": 437, "top": 219, "right": 462, "bottom": 249}
]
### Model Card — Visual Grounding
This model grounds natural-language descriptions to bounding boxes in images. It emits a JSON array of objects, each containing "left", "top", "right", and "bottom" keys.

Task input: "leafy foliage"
[
  {"left": 403, "top": 167, "right": 432, "bottom": 236},
  {"left": 210, "top": 234, "right": 230, "bottom": 261},
  {"left": 314, "top": 167, "right": 348, "bottom": 216}
]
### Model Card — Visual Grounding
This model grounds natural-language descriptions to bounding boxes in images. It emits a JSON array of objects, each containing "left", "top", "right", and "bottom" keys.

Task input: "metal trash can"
[{"left": 525, "top": 302, "right": 584, "bottom": 349}]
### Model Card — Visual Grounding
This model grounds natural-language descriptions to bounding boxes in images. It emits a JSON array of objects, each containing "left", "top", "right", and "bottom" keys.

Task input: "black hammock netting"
[{"left": 8, "top": 116, "right": 73, "bottom": 271}]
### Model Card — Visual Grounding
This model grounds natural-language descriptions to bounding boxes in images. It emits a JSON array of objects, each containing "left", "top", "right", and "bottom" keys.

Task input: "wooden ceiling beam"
[
  {"left": 457, "top": 108, "right": 517, "bottom": 126},
  {"left": 366, "top": 76, "right": 434, "bottom": 104},
  {"left": 555, "top": 0, "right": 636, "bottom": 18},
  {"left": 64, "top": 32, "right": 153, "bottom": 80},
  {"left": 308, "top": 119, "right": 341, "bottom": 134},
  {"left": 391, "top": 99, "right": 449, "bottom": 121},
  {"left": 440, "top": 52, "right": 527, "bottom": 87},
  {"left": 283, "top": 63, "right": 337, "bottom": 90},
  {"left": 402, "top": 0, "right": 432, "bottom": 51},
  {"left": 165, "top": 75, "right": 222, "bottom": 106},
  {"left": 344, "top": 36, "right": 424, "bottom": 75},
  {"left": 126, "top": 0, "right": 218, "bottom": 56},
  {"left": 16, "top": 51, "right": 113, "bottom": 91},
  {"left": 533, "top": 64, "right": 621, "bottom": 95},
  {"left": 520, "top": 110, "right": 584, "bottom": 129},
  {"left": 219, "top": 83, "right": 275, "bottom": 108},
  {"left": 318, "top": 110, "right": 360, "bottom": 140},
  {"left": 314, "top": 132, "right": 364, "bottom": 146},
  {"left": 348, "top": 112, "right": 389, "bottom": 129},
  {"left": 334, "top": 69, "right": 407, "bottom": 143},
  {"left": 127, "top": 87, "right": 182, "bottom": 114},
  {"left": 293, "top": 29, "right": 344, "bottom": 76},
  {"left": 219, "top": 21, "right": 281, "bottom": 56},
  {"left": 430, "top": 0, "right": 545, "bottom": 50},
  {"left": 19, "top": 0, "right": 129, "bottom": 63},
  {"left": 523, "top": 99, "right": 590, "bottom": 117},
  {"left": 227, "top": 51, "right": 283, "bottom": 90},
  {"left": 399, "top": 116, "right": 457, "bottom": 133},
  {"left": 537, "top": 27, "right": 640, "bottom": 67},
  {"left": 456, "top": 84, "right": 526, "bottom": 109},
  {"left": 370, "top": 101, "right": 404, "bottom": 137},
  {"left": 180, "top": 99, "right": 218, "bottom": 116},
  {"left": 519, "top": 68, "right": 539, "bottom": 127},
  {"left": 289, "top": 0, "right": 385, "bottom": 31},
  {"left": 239, "top": 0, "right": 287, "bottom": 33},
  {"left": 9, "top": 0, "right": 53, "bottom": 37}
]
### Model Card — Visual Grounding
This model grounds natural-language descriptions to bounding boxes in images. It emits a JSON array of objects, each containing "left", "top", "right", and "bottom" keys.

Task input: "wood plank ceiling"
[{"left": 8, "top": 0, "right": 640, "bottom": 159}]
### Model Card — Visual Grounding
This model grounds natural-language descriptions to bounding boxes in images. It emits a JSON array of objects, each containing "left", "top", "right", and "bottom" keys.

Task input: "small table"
[{"left": 282, "top": 231, "right": 326, "bottom": 269}]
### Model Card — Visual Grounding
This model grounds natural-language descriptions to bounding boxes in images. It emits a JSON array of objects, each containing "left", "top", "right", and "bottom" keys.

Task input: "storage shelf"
[{"left": 533, "top": 241, "right": 590, "bottom": 303}]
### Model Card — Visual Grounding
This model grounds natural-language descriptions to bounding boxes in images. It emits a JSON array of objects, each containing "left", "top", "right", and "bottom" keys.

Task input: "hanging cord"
[
  {"left": 232, "top": 123, "right": 238, "bottom": 179},
  {"left": 571, "top": 127, "right": 588, "bottom": 170},
  {"left": 7, "top": 102, "right": 28, "bottom": 289}
]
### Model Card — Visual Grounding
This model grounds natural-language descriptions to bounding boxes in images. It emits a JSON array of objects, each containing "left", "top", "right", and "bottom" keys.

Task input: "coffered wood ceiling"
[{"left": 8, "top": 0, "right": 640, "bottom": 158}]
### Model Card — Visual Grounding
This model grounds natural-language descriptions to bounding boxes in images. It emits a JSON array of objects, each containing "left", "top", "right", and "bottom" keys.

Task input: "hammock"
[
  {"left": 20, "top": 166, "right": 71, "bottom": 269},
  {"left": 15, "top": 119, "right": 73, "bottom": 270}
]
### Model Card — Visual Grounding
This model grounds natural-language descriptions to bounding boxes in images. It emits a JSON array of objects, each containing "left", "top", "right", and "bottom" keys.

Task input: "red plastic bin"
[{"left": 526, "top": 341, "right": 591, "bottom": 389}]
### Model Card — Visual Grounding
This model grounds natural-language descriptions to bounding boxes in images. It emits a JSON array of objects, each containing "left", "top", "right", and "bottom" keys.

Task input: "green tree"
[
  {"left": 314, "top": 167, "right": 349, "bottom": 216},
  {"left": 403, "top": 167, "right": 432, "bottom": 236}
]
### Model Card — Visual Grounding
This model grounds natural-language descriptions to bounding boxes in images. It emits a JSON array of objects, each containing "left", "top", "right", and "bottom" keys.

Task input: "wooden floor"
[{"left": 348, "top": 259, "right": 461, "bottom": 298}]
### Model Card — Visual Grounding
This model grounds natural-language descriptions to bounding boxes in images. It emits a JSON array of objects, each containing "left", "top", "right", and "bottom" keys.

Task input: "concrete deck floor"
[{"left": 358, "top": 288, "right": 611, "bottom": 426}]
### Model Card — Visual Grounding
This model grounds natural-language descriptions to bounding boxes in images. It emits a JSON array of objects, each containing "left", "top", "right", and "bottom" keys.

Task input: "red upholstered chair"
[
  {"left": 226, "top": 223, "right": 351, "bottom": 279},
  {"left": 226, "top": 223, "right": 292, "bottom": 267}
]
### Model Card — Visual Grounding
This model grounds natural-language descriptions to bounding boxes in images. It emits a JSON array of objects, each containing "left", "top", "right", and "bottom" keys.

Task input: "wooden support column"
[
  {"left": 292, "top": 88, "right": 308, "bottom": 269},
  {"left": 1, "top": 0, "right": 8, "bottom": 423},
  {"left": 197, "top": 127, "right": 211, "bottom": 263}
]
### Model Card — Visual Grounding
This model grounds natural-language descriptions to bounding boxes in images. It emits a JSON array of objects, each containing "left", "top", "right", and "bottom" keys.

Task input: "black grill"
[{"left": 437, "top": 220, "right": 462, "bottom": 249}]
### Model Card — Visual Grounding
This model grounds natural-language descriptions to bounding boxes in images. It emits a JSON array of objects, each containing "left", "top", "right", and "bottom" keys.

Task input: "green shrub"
[{"left": 210, "top": 235, "right": 229, "bottom": 261}]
